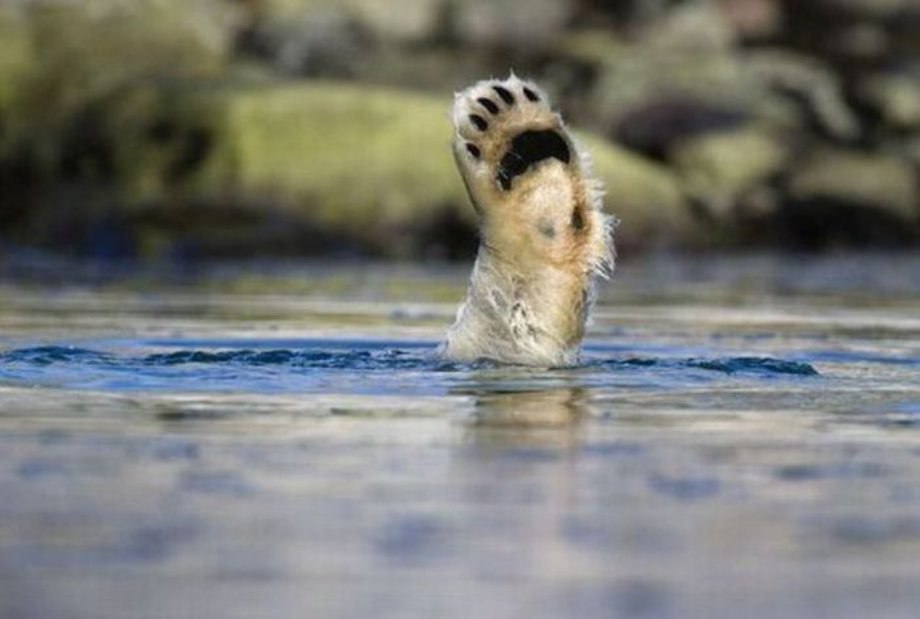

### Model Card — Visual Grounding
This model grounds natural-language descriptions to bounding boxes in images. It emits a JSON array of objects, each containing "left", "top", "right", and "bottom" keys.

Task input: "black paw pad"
[
  {"left": 492, "top": 85, "right": 515, "bottom": 105},
  {"left": 469, "top": 114, "right": 488, "bottom": 131},
  {"left": 466, "top": 143, "right": 481, "bottom": 159},
  {"left": 496, "top": 130, "right": 571, "bottom": 191},
  {"left": 477, "top": 98, "right": 500, "bottom": 115},
  {"left": 523, "top": 87, "right": 540, "bottom": 102}
]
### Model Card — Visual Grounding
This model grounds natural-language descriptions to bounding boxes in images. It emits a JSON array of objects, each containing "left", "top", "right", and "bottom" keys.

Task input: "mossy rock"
[
  {"left": 0, "top": 10, "right": 31, "bottom": 103},
  {"left": 0, "top": 9, "right": 34, "bottom": 149},
  {"left": 249, "top": 0, "right": 446, "bottom": 43},
  {"left": 577, "top": 133, "right": 698, "bottom": 248},
  {"left": 450, "top": 0, "right": 573, "bottom": 50},
  {"left": 743, "top": 50, "right": 860, "bottom": 140},
  {"left": 554, "top": 30, "right": 752, "bottom": 131},
  {"left": 92, "top": 79, "right": 479, "bottom": 258},
  {"left": 98, "top": 80, "right": 697, "bottom": 257},
  {"left": 5, "top": 0, "right": 233, "bottom": 162},
  {"left": 553, "top": 33, "right": 859, "bottom": 143},
  {"left": 857, "top": 73, "right": 920, "bottom": 131},
  {"left": 672, "top": 127, "right": 789, "bottom": 220},
  {"left": 167, "top": 81, "right": 468, "bottom": 239},
  {"left": 787, "top": 149, "right": 919, "bottom": 223},
  {"left": 260, "top": 0, "right": 573, "bottom": 49}
]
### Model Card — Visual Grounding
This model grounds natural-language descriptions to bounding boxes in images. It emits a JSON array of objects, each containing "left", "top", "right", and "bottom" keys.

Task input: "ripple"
[
  {"left": 0, "top": 346, "right": 115, "bottom": 365},
  {"left": 598, "top": 356, "right": 819, "bottom": 376},
  {"left": 0, "top": 342, "right": 821, "bottom": 395}
]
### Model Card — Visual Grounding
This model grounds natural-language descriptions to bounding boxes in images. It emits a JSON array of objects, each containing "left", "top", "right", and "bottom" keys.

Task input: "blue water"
[
  {"left": 1, "top": 255, "right": 919, "bottom": 619},
  {"left": 0, "top": 341, "right": 818, "bottom": 396}
]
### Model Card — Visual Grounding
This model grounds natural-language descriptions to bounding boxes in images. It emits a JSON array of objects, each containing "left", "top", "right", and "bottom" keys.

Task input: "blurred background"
[{"left": 0, "top": 0, "right": 918, "bottom": 265}]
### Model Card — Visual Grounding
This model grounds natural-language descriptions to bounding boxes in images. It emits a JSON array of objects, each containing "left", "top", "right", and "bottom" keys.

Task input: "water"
[{"left": 1, "top": 253, "right": 919, "bottom": 618}]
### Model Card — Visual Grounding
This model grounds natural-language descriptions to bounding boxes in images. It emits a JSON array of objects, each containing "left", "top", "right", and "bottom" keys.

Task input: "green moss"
[
  {"left": 0, "top": 10, "right": 33, "bottom": 150},
  {"left": 218, "top": 82, "right": 465, "bottom": 229},
  {"left": 0, "top": 11, "right": 30, "bottom": 98}
]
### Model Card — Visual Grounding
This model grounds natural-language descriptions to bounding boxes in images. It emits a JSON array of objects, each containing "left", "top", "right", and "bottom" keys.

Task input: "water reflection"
[
  {"left": 452, "top": 377, "right": 592, "bottom": 451},
  {"left": 470, "top": 386, "right": 589, "bottom": 428}
]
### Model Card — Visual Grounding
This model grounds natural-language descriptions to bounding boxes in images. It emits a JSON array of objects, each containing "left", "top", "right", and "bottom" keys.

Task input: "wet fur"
[{"left": 441, "top": 75, "right": 615, "bottom": 366}]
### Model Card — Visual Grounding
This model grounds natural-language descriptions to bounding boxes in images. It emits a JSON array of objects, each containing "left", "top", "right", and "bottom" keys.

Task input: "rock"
[
  {"left": 900, "top": 134, "right": 920, "bottom": 167},
  {"left": 857, "top": 72, "right": 920, "bottom": 132},
  {"left": 62, "top": 80, "right": 699, "bottom": 258},
  {"left": 779, "top": 0, "right": 920, "bottom": 67},
  {"left": 575, "top": 132, "right": 699, "bottom": 249},
  {"left": 236, "top": 2, "right": 370, "bottom": 78},
  {"left": 554, "top": 30, "right": 753, "bottom": 137},
  {"left": 450, "top": 0, "right": 573, "bottom": 51},
  {"left": 251, "top": 0, "right": 446, "bottom": 44},
  {"left": 4, "top": 0, "right": 235, "bottom": 163},
  {"left": 237, "top": 0, "right": 457, "bottom": 80},
  {"left": 743, "top": 50, "right": 862, "bottom": 141},
  {"left": 787, "top": 149, "right": 919, "bottom": 224},
  {"left": 672, "top": 127, "right": 789, "bottom": 220},
  {"left": 343, "top": 0, "right": 446, "bottom": 42},
  {"left": 642, "top": 1, "right": 737, "bottom": 53},
  {"left": 786, "top": 0, "right": 906, "bottom": 21},
  {"left": 551, "top": 31, "right": 859, "bottom": 147},
  {"left": 551, "top": 19, "right": 874, "bottom": 151},
  {"left": 614, "top": 98, "right": 749, "bottom": 161},
  {"left": 94, "top": 80, "right": 471, "bottom": 258},
  {"left": 0, "top": 8, "right": 32, "bottom": 148},
  {"left": 717, "top": 0, "right": 783, "bottom": 42},
  {"left": 0, "top": 7, "right": 33, "bottom": 230}
]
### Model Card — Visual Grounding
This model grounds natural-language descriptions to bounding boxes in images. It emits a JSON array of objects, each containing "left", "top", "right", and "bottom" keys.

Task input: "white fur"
[{"left": 440, "top": 75, "right": 615, "bottom": 366}]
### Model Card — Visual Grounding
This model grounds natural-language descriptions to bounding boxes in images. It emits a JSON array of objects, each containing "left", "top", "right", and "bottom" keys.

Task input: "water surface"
[{"left": 1, "top": 253, "right": 919, "bottom": 618}]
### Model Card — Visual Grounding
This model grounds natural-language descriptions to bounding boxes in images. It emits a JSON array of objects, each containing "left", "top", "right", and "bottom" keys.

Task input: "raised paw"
[
  {"left": 450, "top": 75, "right": 609, "bottom": 275},
  {"left": 442, "top": 75, "right": 615, "bottom": 366},
  {"left": 452, "top": 76, "right": 574, "bottom": 199}
]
